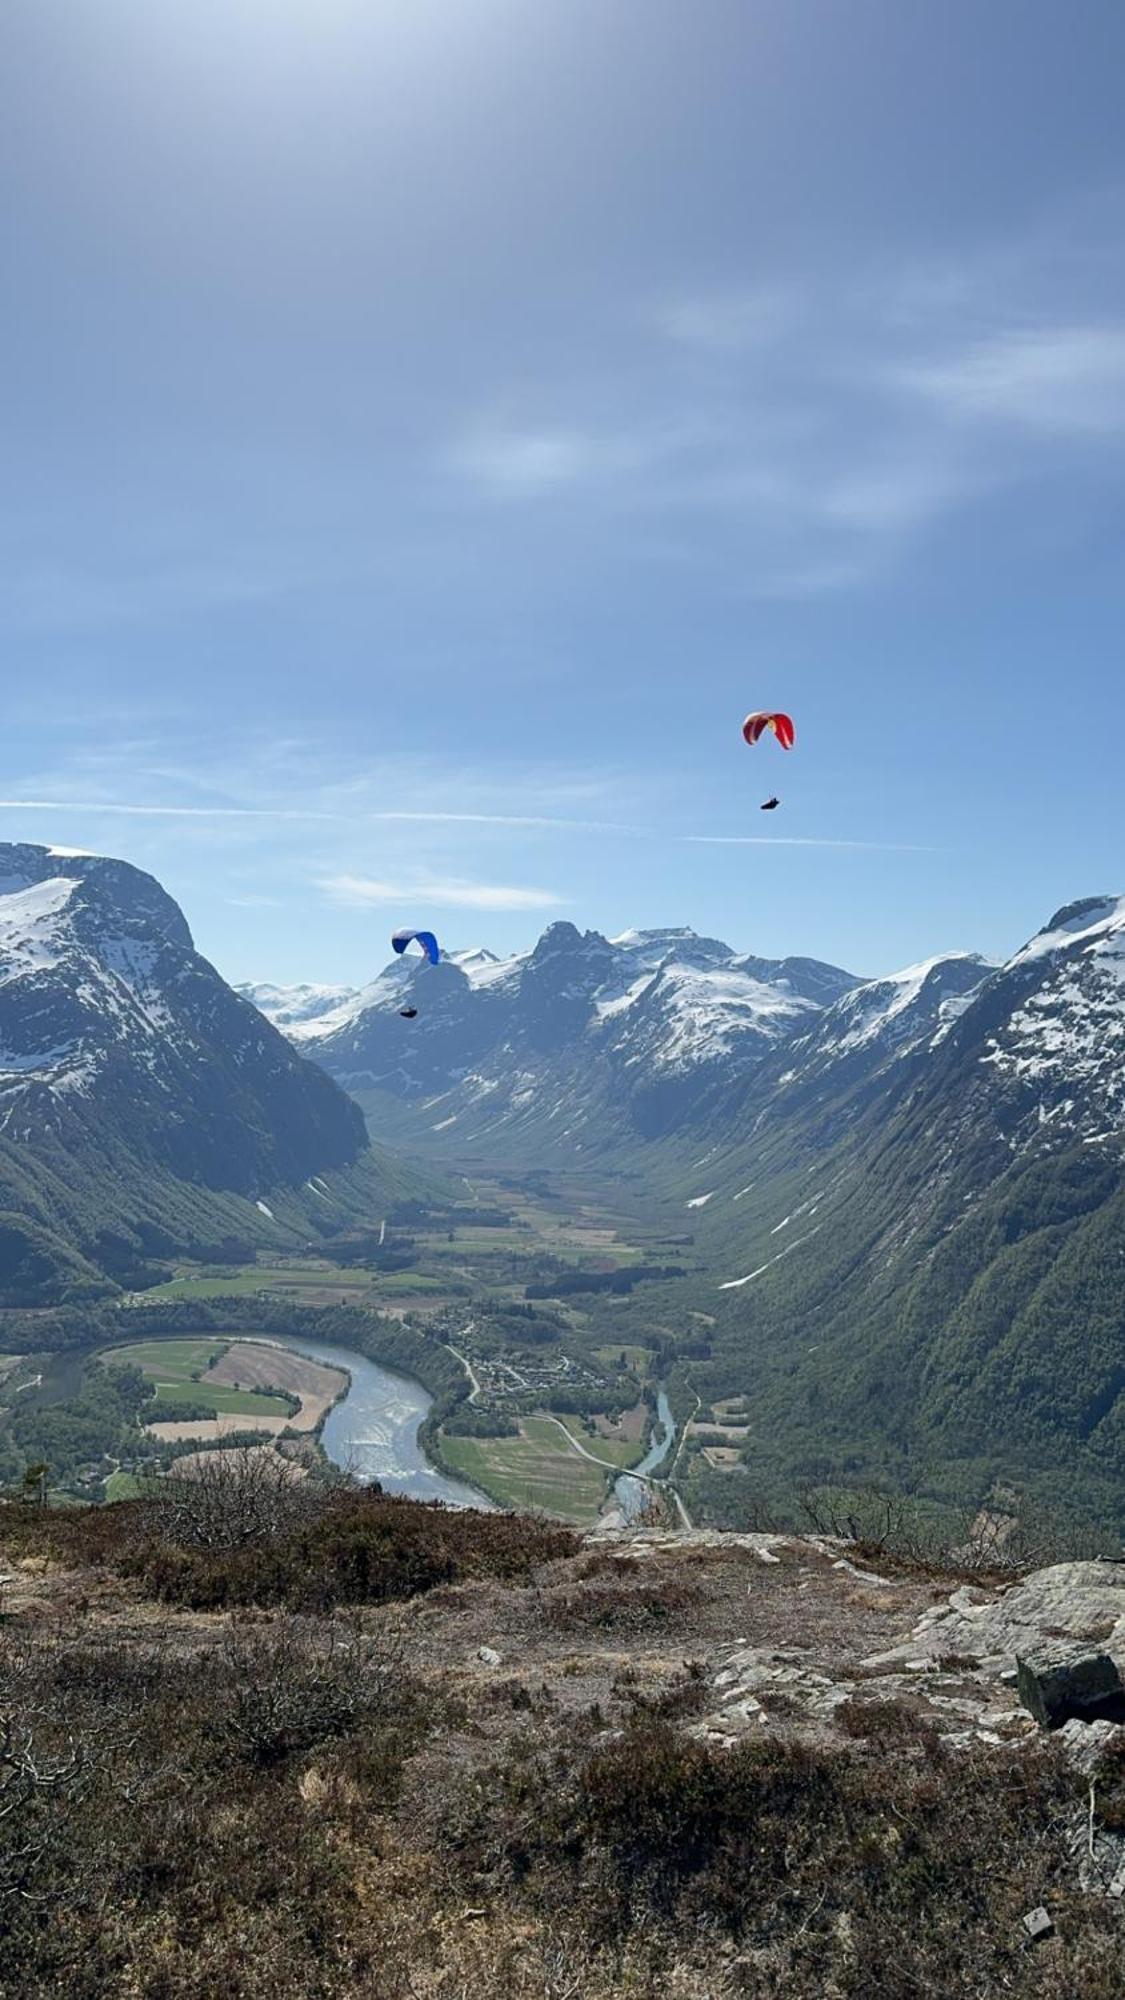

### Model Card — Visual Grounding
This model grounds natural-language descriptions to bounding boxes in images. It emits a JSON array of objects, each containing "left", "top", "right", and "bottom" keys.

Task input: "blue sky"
[{"left": 3, "top": 0, "right": 1124, "bottom": 986}]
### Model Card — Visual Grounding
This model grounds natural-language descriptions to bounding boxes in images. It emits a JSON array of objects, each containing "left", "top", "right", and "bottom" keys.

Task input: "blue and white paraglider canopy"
[{"left": 391, "top": 927, "right": 440, "bottom": 966}]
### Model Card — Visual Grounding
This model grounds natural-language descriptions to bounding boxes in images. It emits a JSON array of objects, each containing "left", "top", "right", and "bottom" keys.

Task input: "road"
[
  {"left": 539, "top": 1412, "right": 637, "bottom": 1476},
  {"left": 443, "top": 1336, "right": 482, "bottom": 1404},
  {"left": 542, "top": 1412, "right": 695, "bottom": 1528}
]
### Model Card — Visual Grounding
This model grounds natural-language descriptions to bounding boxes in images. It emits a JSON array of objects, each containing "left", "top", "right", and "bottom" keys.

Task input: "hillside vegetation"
[{"left": 3, "top": 1487, "right": 1123, "bottom": 1998}]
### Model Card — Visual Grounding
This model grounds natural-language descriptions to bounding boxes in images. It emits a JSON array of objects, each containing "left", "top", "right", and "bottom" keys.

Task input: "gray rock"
[
  {"left": 1016, "top": 1649, "right": 1124, "bottom": 1729},
  {"left": 1021, "top": 1906, "right": 1053, "bottom": 1941},
  {"left": 876, "top": 1560, "right": 1125, "bottom": 1671},
  {"left": 476, "top": 1646, "right": 503, "bottom": 1667},
  {"left": 1055, "top": 1716, "right": 1125, "bottom": 1773}
]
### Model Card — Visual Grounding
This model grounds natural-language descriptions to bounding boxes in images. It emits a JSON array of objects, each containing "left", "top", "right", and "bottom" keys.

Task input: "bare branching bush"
[
  {"left": 0, "top": 1702, "right": 86, "bottom": 1902},
  {"left": 797, "top": 1482, "right": 918, "bottom": 1551},
  {"left": 150, "top": 1447, "right": 315, "bottom": 1551},
  {"left": 216, "top": 1612, "right": 406, "bottom": 1768},
  {"left": 796, "top": 1480, "right": 1106, "bottom": 1576}
]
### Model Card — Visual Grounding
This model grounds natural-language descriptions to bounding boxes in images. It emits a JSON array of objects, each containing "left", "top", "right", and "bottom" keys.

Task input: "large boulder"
[{"left": 1015, "top": 1648, "right": 1125, "bottom": 1729}]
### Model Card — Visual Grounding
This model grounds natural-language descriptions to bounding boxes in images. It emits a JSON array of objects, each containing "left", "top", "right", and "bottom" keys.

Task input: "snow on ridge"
[
  {"left": 974, "top": 898, "right": 1125, "bottom": 1136},
  {"left": 686, "top": 1191, "right": 715, "bottom": 1209},
  {"left": 626, "top": 961, "right": 820, "bottom": 1072},
  {"left": 0, "top": 1039, "right": 79, "bottom": 1079},
  {"left": 240, "top": 981, "right": 364, "bottom": 1037},
  {"left": 595, "top": 972, "right": 656, "bottom": 1020},
  {"left": 826, "top": 952, "right": 991, "bottom": 1055},
  {"left": 1010, "top": 895, "right": 1125, "bottom": 971},
  {"left": 450, "top": 948, "right": 524, "bottom": 989},
  {"left": 0, "top": 876, "right": 79, "bottom": 983}
]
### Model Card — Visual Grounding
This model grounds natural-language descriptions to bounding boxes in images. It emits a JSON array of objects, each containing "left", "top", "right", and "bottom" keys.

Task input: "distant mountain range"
[
  {"left": 252, "top": 902, "right": 1125, "bottom": 1532},
  {"left": 3, "top": 839, "right": 1119, "bottom": 1528},
  {"left": 0, "top": 844, "right": 416, "bottom": 1304},
  {"left": 240, "top": 922, "right": 868, "bottom": 1149}
]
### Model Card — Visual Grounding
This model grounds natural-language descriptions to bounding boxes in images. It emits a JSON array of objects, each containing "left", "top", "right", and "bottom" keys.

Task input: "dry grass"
[{"left": 146, "top": 1414, "right": 290, "bottom": 1441}]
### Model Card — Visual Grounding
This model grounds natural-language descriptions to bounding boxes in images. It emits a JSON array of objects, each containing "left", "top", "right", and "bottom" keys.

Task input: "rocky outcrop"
[{"left": 1016, "top": 1649, "right": 1125, "bottom": 1729}]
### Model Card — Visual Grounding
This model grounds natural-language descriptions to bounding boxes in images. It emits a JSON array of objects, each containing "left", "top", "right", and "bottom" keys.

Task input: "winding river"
[
  {"left": 614, "top": 1388, "right": 676, "bottom": 1521},
  {"left": 263, "top": 1333, "right": 493, "bottom": 1509},
  {"left": 69, "top": 1325, "right": 676, "bottom": 1519}
]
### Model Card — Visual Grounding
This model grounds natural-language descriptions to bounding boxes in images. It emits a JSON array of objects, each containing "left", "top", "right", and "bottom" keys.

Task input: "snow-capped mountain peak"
[
  {"left": 0, "top": 840, "right": 364, "bottom": 1174},
  {"left": 971, "top": 894, "right": 1125, "bottom": 1141}
]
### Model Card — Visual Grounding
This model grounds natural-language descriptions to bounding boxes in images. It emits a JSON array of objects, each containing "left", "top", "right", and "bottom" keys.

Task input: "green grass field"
[
  {"left": 137, "top": 1263, "right": 377, "bottom": 1302},
  {"left": 553, "top": 1414, "right": 645, "bottom": 1469},
  {"left": 104, "top": 1470, "right": 144, "bottom": 1501},
  {"left": 133, "top": 1261, "right": 451, "bottom": 1304},
  {"left": 101, "top": 1338, "right": 228, "bottom": 1375},
  {"left": 99, "top": 1337, "right": 290, "bottom": 1427},
  {"left": 439, "top": 1417, "right": 610, "bottom": 1523},
  {"left": 594, "top": 1343, "right": 653, "bottom": 1375},
  {"left": 146, "top": 1380, "right": 292, "bottom": 1421}
]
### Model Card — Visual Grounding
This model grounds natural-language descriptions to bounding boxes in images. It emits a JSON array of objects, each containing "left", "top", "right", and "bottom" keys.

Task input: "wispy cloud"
[
  {"left": 444, "top": 215, "right": 1125, "bottom": 595},
  {"left": 450, "top": 423, "right": 649, "bottom": 498},
  {"left": 901, "top": 323, "right": 1125, "bottom": 434},
  {"left": 0, "top": 797, "right": 336, "bottom": 821},
  {"left": 321, "top": 874, "right": 568, "bottom": 912}
]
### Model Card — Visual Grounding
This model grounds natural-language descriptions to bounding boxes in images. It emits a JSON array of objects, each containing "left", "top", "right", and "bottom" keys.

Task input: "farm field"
[
  {"left": 144, "top": 1379, "right": 292, "bottom": 1419},
  {"left": 438, "top": 1415, "right": 611, "bottom": 1523},
  {"left": 595, "top": 1343, "right": 653, "bottom": 1375},
  {"left": 206, "top": 1341, "right": 344, "bottom": 1431},
  {"left": 101, "top": 1337, "right": 227, "bottom": 1374},
  {"left": 133, "top": 1261, "right": 452, "bottom": 1308},
  {"left": 100, "top": 1335, "right": 312, "bottom": 1438},
  {"left": 554, "top": 1413, "right": 645, "bottom": 1469},
  {"left": 103, "top": 1470, "right": 143, "bottom": 1500}
]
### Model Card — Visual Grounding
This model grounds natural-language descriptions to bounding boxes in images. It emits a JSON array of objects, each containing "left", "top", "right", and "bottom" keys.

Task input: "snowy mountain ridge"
[
  {"left": 248, "top": 922, "right": 864, "bottom": 1117},
  {"left": 0, "top": 843, "right": 375, "bottom": 1302},
  {"left": 246, "top": 895, "right": 1125, "bottom": 1170}
]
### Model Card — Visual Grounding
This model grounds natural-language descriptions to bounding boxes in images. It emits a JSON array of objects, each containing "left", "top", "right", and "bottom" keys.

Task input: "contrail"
[{"left": 0, "top": 798, "right": 935, "bottom": 850}]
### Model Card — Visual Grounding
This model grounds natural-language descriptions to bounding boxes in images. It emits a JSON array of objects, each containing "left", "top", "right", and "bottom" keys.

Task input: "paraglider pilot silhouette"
[
  {"left": 391, "top": 929, "right": 440, "bottom": 1020},
  {"left": 742, "top": 711, "right": 794, "bottom": 814}
]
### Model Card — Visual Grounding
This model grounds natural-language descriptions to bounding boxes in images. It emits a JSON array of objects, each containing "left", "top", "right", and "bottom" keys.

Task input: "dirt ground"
[{"left": 203, "top": 1340, "right": 346, "bottom": 1432}]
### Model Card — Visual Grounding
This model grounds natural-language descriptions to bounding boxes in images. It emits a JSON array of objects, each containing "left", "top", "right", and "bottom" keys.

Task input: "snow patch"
[
  {"left": 0, "top": 876, "right": 78, "bottom": 983},
  {"left": 719, "top": 1227, "right": 821, "bottom": 1290}
]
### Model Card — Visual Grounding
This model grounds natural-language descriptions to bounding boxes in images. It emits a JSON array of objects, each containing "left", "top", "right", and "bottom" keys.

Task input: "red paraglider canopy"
[{"left": 742, "top": 711, "right": 795, "bottom": 750}]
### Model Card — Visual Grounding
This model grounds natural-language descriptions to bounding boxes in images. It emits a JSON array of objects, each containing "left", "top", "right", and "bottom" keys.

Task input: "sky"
[{"left": 3, "top": 0, "right": 1125, "bottom": 987}]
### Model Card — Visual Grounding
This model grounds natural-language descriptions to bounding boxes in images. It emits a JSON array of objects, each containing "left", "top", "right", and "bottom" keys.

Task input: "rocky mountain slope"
[
  {"left": 680, "top": 897, "right": 1125, "bottom": 1532},
  {"left": 0, "top": 844, "right": 411, "bottom": 1303},
  {"left": 250, "top": 921, "right": 864, "bottom": 1153}
]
